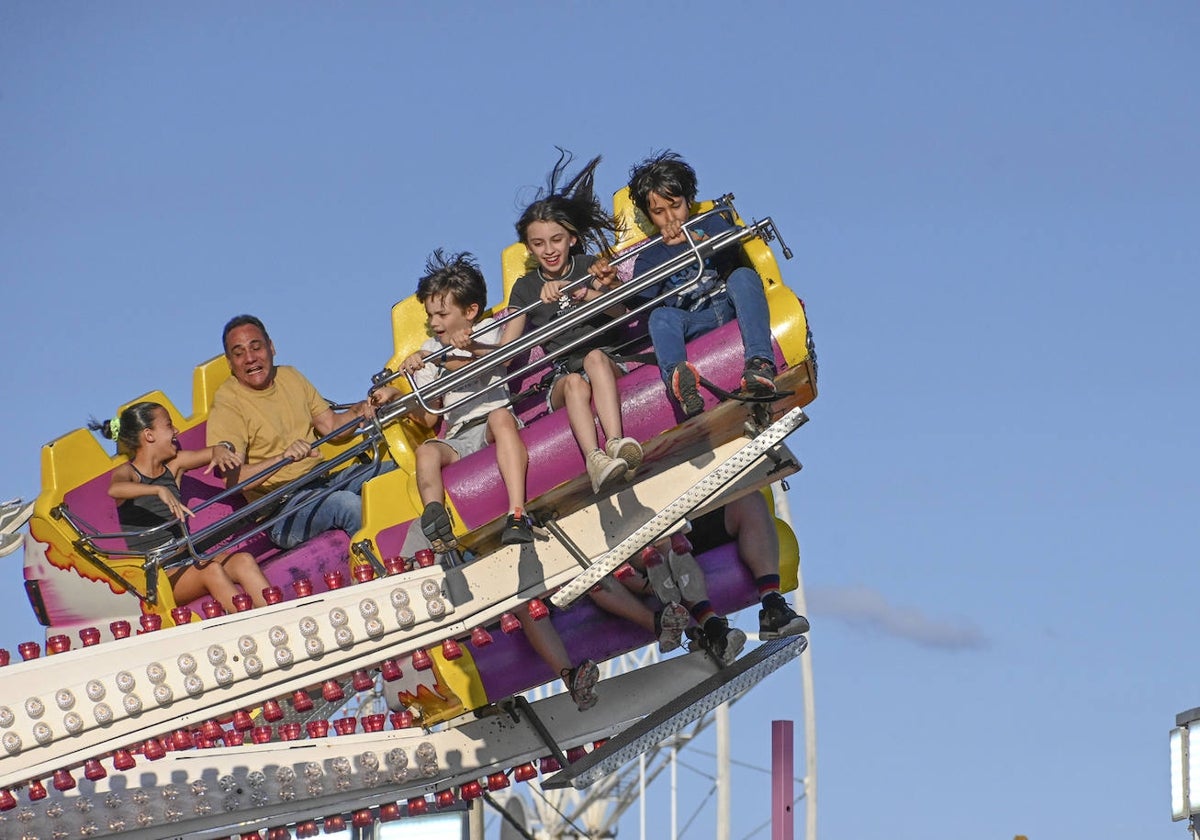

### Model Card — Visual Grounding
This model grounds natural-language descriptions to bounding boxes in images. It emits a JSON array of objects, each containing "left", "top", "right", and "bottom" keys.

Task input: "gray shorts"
[{"left": 423, "top": 410, "right": 522, "bottom": 460}]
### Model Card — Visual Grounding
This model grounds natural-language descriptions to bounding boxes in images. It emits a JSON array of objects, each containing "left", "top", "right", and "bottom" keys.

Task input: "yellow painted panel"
[
  {"left": 429, "top": 646, "right": 489, "bottom": 715},
  {"left": 501, "top": 242, "right": 533, "bottom": 306},
  {"left": 386, "top": 294, "right": 432, "bottom": 373},
  {"left": 191, "top": 355, "right": 232, "bottom": 416}
]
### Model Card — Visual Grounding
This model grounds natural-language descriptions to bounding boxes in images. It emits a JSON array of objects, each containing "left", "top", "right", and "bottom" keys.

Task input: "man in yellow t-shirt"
[{"left": 207, "top": 314, "right": 389, "bottom": 549}]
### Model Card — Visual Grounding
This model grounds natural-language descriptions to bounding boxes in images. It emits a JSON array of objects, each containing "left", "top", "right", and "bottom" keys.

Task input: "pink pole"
[{"left": 772, "top": 719, "right": 794, "bottom": 840}]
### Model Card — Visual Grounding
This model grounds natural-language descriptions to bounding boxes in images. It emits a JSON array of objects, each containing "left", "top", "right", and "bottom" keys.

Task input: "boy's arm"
[{"left": 370, "top": 384, "right": 441, "bottom": 430}]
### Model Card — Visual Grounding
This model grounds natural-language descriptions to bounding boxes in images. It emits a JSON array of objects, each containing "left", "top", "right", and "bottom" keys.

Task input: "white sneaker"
[
  {"left": 667, "top": 549, "right": 708, "bottom": 604},
  {"left": 642, "top": 546, "right": 681, "bottom": 603},
  {"left": 605, "top": 437, "right": 644, "bottom": 476},
  {"left": 0, "top": 533, "right": 22, "bottom": 558},
  {"left": 586, "top": 449, "right": 626, "bottom": 494},
  {"left": 0, "top": 499, "right": 34, "bottom": 535}
]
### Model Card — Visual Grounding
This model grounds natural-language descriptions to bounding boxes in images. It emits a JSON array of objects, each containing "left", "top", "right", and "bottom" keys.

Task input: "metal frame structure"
[{"left": 503, "top": 481, "right": 817, "bottom": 840}]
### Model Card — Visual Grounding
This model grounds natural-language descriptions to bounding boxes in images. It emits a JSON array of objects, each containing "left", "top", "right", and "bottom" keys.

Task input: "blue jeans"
[
  {"left": 648, "top": 267, "right": 774, "bottom": 384},
  {"left": 269, "top": 459, "right": 395, "bottom": 550}
]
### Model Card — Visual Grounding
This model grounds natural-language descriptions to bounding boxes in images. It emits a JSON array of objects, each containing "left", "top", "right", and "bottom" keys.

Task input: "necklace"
[{"left": 537, "top": 256, "right": 575, "bottom": 284}]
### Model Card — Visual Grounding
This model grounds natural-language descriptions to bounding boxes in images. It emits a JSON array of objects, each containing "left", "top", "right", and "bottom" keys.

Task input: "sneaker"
[
  {"left": 702, "top": 617, "right": 746, "bottom": 667},
  {"left": 605, "top": 437, "right": 644, "bottom": 477},
  {"left": 562, "top": 659, "right": 599, "bottom": 711},
  {"left": 666, "top": 548, "right": 708, "bottom": 604},
  {"left": 759, "top": 593, "right": 810, "bottom": 640},
  {"left": 669, "top": 362, "right": 704, "bottom": 418},
  {"left": 740, "top": 356, "right": 778, "bottom": 399},
  {"left": 420, "top": 501, "right": 457, "bottom": 553},
  {"left": 500, "top": 511, "right": 534, "bottom": 545},
  {"left": 0, "top": 532, "right": 22, "bottom": 559},
  {"left": 585, "top": 448, "right": 626, "bottom": 494},
  {"left": 643, "top": 546, "right": 681, "bottom": 603},
  {"left": 654, "top": 602, "right": 690, "bottom": 654},
  {"left": 0, "top": 499, "right": 34, "bottom": 536}
]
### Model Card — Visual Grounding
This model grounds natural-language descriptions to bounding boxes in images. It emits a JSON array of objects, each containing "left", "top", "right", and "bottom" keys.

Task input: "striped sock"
[
  {"left": 755, "top": 575, "right": 781, "bottom": 599},
  {"left": 690, "top": 601, "right": 716, "bottom": 626}
]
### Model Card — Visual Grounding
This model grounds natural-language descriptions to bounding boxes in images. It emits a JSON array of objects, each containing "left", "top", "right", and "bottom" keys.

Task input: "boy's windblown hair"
[
  {"left": 516, "top": 148, "right": 620, "bottom": 259},
  {"left": 628, "top": 150, "right": 698, "bottom": 219},
  {"left": 416, "top": 249, "right": 488, "bottom": 318}
]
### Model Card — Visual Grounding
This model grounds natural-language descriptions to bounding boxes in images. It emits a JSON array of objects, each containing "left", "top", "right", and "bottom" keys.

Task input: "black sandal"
[{"left": 420, "top": 501, "right": 457, "bottom": 553}]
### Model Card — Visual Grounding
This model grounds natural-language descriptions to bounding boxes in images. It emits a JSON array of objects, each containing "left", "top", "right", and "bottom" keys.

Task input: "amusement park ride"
[{"left": 0, "top": 190, "right": 817, "bottom": 839}]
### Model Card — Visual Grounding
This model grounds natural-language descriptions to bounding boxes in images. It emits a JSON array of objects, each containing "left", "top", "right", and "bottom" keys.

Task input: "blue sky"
[{"left": 2, "top": 2, "right": 1198, "bottom": 837}]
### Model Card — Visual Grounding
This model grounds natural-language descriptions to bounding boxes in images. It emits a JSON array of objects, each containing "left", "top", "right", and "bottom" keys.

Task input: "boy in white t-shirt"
[{"left": 374, "top": 250, "right": 532, "bottom": 549}]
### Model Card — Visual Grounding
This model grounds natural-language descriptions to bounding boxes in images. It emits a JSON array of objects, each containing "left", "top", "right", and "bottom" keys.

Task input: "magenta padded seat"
[
  {"left": 472, "top": 541, "right": 756, "bottom": 698},
  {"left": 442, "top": 319, "right": 784, "bottom": 530},
  {"left": 58, "top": 424, "right": 354, "bottom": 618}
]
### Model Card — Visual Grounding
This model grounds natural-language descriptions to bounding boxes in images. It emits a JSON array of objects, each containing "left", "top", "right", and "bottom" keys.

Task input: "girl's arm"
[
  {"left": 108, "top": 465, "right": 192, "bottom": 520},
  {"left": 167, "top": 445, "right": 243, "bottom": 476},
  {"left": 541, "top": 273, "right": 626, "bottom": 318},
  {"left": 499, "top": 312, "right": 529, "bottom": 347}
]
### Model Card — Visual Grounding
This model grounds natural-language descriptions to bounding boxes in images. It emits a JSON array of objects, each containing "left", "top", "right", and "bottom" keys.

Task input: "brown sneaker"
[
  {"left": 605, "top": 437, "right": 644, "bottom": 476},
  {"left": 586, "top": 448, "right": 626, "bottom": 494}
]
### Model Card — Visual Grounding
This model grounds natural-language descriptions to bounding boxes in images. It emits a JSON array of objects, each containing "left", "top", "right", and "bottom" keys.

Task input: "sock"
[
  {"left": 755, "top": 575, "right": 781, "bottom": 599},
  {"left": 690, "top": 601, "right": 716, "bottom": 626}
]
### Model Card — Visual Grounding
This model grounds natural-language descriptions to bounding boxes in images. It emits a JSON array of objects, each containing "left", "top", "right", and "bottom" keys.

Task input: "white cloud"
[{"left": 807, "top": 584, "right": 988, "bottom": 650}]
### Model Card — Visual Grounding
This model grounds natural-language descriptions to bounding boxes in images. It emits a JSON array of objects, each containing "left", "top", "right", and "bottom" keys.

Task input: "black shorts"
[{"left": 688, "top": 507, "right": 733, "bottom": 555}]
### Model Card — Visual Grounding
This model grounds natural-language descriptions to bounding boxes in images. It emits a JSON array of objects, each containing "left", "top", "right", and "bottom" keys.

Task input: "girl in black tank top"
[{"left": 93, "top": 401, "right": 272, "bottom": 614}]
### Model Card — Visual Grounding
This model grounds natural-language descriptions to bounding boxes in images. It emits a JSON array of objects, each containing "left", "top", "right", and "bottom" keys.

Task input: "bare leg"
[
  {"left": 724, "top": 493, "right": 779, "bottom": 579},
  {"left": 552, "top": 373, "right": 600, "bottom": 456},
  {"left": 516, "top": 602, "right": 572, "bottom": 673},
  {"left": 415, "top": 441, "right": 458, "bottom": 506},
  {"left": 487, "top": 409, "right": 527, "bottom": 511},
  {"left": 223, "top": 551, "right": 271, "bottom": 607},
  {"left": 172, "top": 562, "right": 242, "bottom": 614},
  {"left": 582, "top": 350, "right": 624, "bottom": 441},
  {"left": 588, "top": 578, "right": 655, "bottom": 633}
]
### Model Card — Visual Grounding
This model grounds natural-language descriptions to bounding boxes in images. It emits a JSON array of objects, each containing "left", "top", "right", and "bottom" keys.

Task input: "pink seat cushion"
[
  {"left": 443, "top": 319, "right": 783, "bottom": 530},
  {"left": 472, "top": 541, "right": 755, "bottom": 698},
  {"left": 60, "top": 425, "right": 352, "bottom": 614}
]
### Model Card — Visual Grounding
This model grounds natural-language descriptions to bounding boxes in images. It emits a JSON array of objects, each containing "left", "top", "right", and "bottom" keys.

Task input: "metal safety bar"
[
  {"left": 373, "top": 200, "right": 780, "bottom": 427},
  {"left": 376, "top": 203, "right": 738, "bottom": 418},
  {"left": 54, "top": 198, "right": 791, "bottom": 601},
  {"left": 54, "top": 414, "right": 386, "bottom": 602}
]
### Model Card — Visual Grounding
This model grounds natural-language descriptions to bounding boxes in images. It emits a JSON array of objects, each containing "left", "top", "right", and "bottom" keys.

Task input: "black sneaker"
[
  {"left": 500, "top": 511, "right": 534, "bottom": 545},
  {"left": 420, "top": 501, "right": 457, "bottom": 553},
  {"left": 670, "top": 362, "right": 704, "bottom": 418},
  {"left": 759, "top": 593, "right": 810, "bottom": 640},
  {"left": 702, "top": 617, "right": 746, "bottom": 667},
  {"left": 562, "top": 659, "right": 599, "bottom": 711},
  {"left": 740, "top": 356, "right": 778, "bottom": 399}
]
